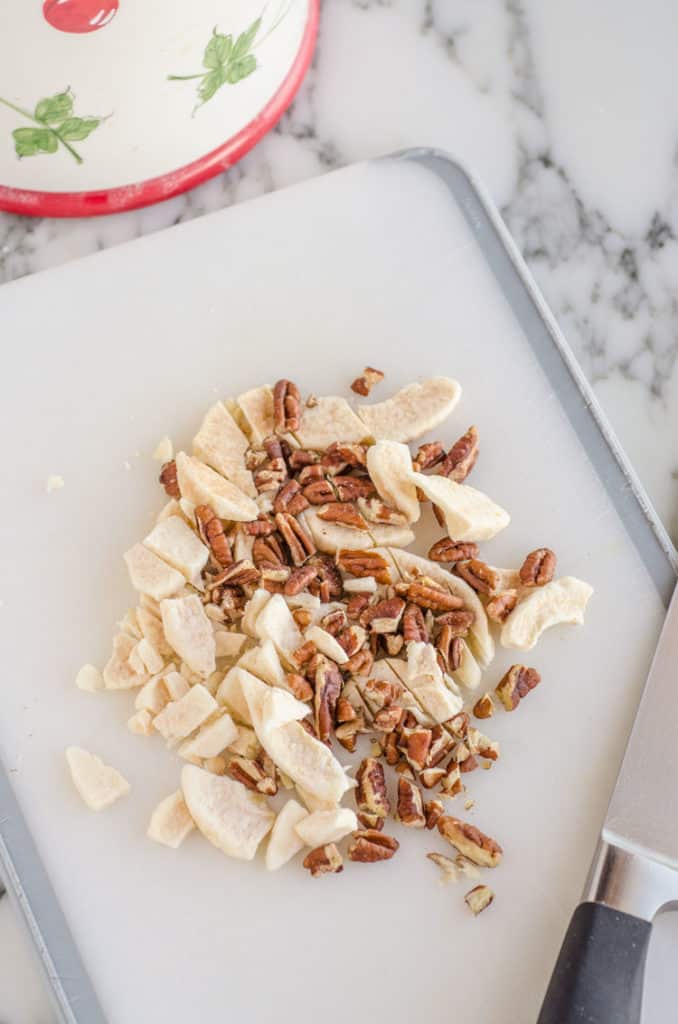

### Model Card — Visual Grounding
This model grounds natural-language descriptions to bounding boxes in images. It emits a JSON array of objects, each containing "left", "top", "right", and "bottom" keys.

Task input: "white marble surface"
[{"left": 1, "top": 1, "right": 677, "bottom": 1021}]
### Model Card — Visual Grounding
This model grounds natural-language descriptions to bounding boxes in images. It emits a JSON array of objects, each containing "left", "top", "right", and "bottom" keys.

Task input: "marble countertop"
[{"left": 1, "top": 2, "right": 677, "bottom": 1021}]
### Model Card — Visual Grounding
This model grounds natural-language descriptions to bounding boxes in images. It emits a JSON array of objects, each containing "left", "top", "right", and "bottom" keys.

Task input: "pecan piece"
[
  {"left": 424, "top": 798, "right": 445, "bottom": 830},
  {"left": 336, "top": 549, "right": 392, "bottom": 584},
  {"left": 195, "top": 504, "right": 233, "bottom": 567},
  {"left": 348, "top": 830, "right": 399, "bottom": 863},
  {"left": 454, "top": 559, "right": 499, "bottom": 595},
  {"left": 303, "top": 478, "right": 337, "bottom": 505},
  {"left": 321, "top": 609, "right": 348, "bottom": 636},
  {"left": 385, "top": 634, "right": 405, "bottom": 656},
  {"left": 273, "top": 479, "right": 309, "bottom": 516},
  {"left": 383, "top": 731, "right": 400, "bottom": 765},
  {"left": 436, "top": 626, "right": 463, "bottom": 672},
  {"left": 322, "top": 441, "right": 368, "bottom": 474},
  {"left": 400, "top": 726, "right": 432, "bottom": 771},
  {"left": 333, "top": 476, "right": 376, "bottom": 502},
  {"left": 286, "top": 672, "right": 314, "bottom": 702},
  {"left": 293, "top": 640, "right": 317, "bottom": 667},
  {"left": 303, "top": 843, "right": 343, "bottom": 877},
  {"left": 448, "top": 712, "right": 470, "bottom": 738},
  {"left": 406, "top": 580, "right": 463, "bottom": 612},
  {"left": 243, "top": 516, "right": 276, "bottom": 536},
  {"left": 427, "top": 852, "right": 459, "bottom": 882},
  {"left": 435, "top": 609, "right": 474, "bottom": 636},
  {"left": 253, "top": 462, "right": 287, "bottom": 494},
  {"left": 336, "top": 696, "right": 357, "bottom": 723},
  {"left": 335, "top": 717, "right": 365, "bottom": 752},
  {"left": 420, "top": 766, "right": 447, "bottom": 788},
  {"left": 314, "top": 656, "right": 342, "bottom": 742},
  {"left": 346, "top": 593, "right": 371, "bottom": 620},
  {"left": 343, "top": 648, "right": 374, "bottom": 676},
  {"left": 496, "top": 664, "right": 541, "bottom": 710},
  {"left": 275, "top": 512, "right": 315, "bottom": 566},
  {"left": 486, "top": 590, "right": 518, "bottom": 623},
  {"left": 252, "top": 534, "right": 286, "bottom": 568},
  {"left": 402, "top": 602, "right": 428, "bottom": 642},
  {"left": 288, "top": 449, "right": 319, "bottom": 470},
  {"left": 363, "top": 677, "right": 402, "bottom": 709},
  {"left": 273, "top": 379, "right": 301, "bottom": 434},
  {"left": 360, "top": 597, "right": 406, "bottom": 633},
  {"left": 227, "top": 756, "right": 277, "bottom": 796},
  {"left": 357, "top": 812, "right": 384, "bottom": 831},
  {"left": 159, "top": 459, "right": 180, "bottom": 498},
  {"left": 284, "top": 565, "right": 318, "bottom": 596},
  {"left": 426, "top": 725, "right": 455, "bottom": 767},
  {"left": 337, "top": 624, "right": 367, "bottom": 657},
  {"left": 374, "top": 705, "right": 404, "bottom": 732},
  {"left": 396, "top": 776, "right": 426, "bottom": 827},
  {"left": 465, "top": 885, "right": 495, "bottom": 915},
  {"left": 440, "top": 763, "right": 463, "bottom": 797},
  {"left": 412, "top": 441, "right": 445, "bottom": 471},
  {"left": 350, "top": 366, "right": 384, "bottom": 397},
  {"left": 298, "top": 463, "right": 326, "bottom": 485},
  {"left": 357, "top": 498, "right": 408, "bottom": 526},
  {"left": 428, "top": 538, "right": 479, "bottom": 563},
  {"left": 308, "top": 553, "right": 343, "bottom": 599},
  {"left": 438, "top": 425, "right": 479, "bottom": 482},
  {"left": 317, "top": 502, "right": 369, "bottom": 531},
  {"left": 355, "top": 757, "right": 390, "bottom": 819},
  {"left": 519, "top": 547, "right": 556, "bottom": 587},
  {"left": 438, "top": 816, "right": 503, "bottom": 867},
  {"left": 473, "top": 693, "right": 495, "bottom": 719},
  {"left": 217, "top": 559, "right": 260, "bottom": 587}
]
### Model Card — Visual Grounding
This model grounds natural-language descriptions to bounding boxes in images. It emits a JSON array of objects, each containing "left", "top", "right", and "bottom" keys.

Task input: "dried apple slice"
[
  {"left": 160, "top": 595, "right": 215, "bottom": 678},
  {"left": 147, "top": 790, "right": 195, "bottom": 849},
  {"left": 192, "top": 401, "right": 255, "bottom": 497},
  {"left": 294, "top": 808, "right": 358, "bottom": 847},
  {"left": 103, "top": 633, "right": 149, "bottom": 690},
  {"left": 175, "top": 453, "right": 258, "bottom": 522},
  {"left": 265, "top": 799, "right": 309, "bottom": 871},
  {"left": 357, "top": 377, "right": 461, "bottom": 442},
  {"left": 124, "top": 543, "right": 185, "bottom": 601},
  {"left": 295, "top": 396, "right": 370, "bottom": 449},
  {"left": 178, "top": 711, "right": 238, "bottom": 760},
  {"left": 181, "top": 765, "right": 274, "bottom": 861},
  {"left": 366, "top": 440, "right": 420, "bottom": 522},
  {"left": 500, "top": 577, "right": 593, "bottom": 651},
  {"left": 412, "top": 473, "right": 509, "bottom": 543},
  {"left": 144, "top": 516, "right": 209, "bottom": 585},
  {"left": 65, "top": 747, "right": 130, "bottom": 812},
  {"left": 152, "top": 683, "right": 218, "bottom": 741}
]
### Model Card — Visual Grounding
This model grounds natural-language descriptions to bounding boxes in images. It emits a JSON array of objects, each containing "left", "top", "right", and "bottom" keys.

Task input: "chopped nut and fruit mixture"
[{"left": 68, "top": 370, "right": 593, "bottom": 911}]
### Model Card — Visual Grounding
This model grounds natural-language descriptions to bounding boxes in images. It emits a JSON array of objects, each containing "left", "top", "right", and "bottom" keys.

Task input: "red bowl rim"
[{"left": 0, "top": 0, "right": 319, "bottom": 218}]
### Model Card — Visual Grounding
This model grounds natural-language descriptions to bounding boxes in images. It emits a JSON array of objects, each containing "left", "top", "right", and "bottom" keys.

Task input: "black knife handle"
[{"left": 537, "top": 901, "right": 652, "bottom": 1024}]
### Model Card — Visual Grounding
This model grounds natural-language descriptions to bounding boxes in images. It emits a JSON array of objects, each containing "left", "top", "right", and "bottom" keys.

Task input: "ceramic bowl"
[{"left": 0, "top": 0, "right": 318, "bottom": 216}]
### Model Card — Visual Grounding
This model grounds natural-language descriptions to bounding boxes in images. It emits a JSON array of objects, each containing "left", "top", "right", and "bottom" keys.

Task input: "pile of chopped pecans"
[{"left": 70, "top": 370, "right": 593, "bottom": 918}]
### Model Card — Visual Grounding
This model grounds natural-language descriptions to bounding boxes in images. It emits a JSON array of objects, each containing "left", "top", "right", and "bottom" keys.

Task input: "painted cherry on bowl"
[{"left": 43, "top": 0, "right": 118, "bottom": 33}]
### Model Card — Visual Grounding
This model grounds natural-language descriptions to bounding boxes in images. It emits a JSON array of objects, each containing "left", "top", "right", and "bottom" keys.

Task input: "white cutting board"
[{"left": 0, "top": 156, "right": 674, "bottom": 1023}]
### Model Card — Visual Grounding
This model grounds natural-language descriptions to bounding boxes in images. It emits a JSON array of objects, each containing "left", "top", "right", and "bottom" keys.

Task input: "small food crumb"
[
  {"left": 153, "top": 436, "right": 174, "bottom": 463},
  {"left": 46, "top": 474, "right": 65, "bottom": 493},
  {"left": 75, "top": 664, "right": 104, "bottom": 693},
  {"left": 464, "top": 884, "right": 494, "bottom": 916},
  {"left": 464, "top": 798, "right": 475, "bottom": 811},
  {"left": 351, "top": 366, "right": 385, "bottom": 397}
]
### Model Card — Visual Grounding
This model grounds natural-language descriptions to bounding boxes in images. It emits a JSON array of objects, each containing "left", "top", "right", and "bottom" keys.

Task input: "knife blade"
[{"left": 537, "top": 581, "right": 678, "bottom": 1024}]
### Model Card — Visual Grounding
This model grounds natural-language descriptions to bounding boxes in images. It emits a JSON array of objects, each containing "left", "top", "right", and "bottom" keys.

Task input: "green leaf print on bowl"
[
  {"left": 168, "top": 1, "right": 293, "bottom": 113},
  {"left": 0, "top": 89, "right": 103, "bottom": 164}
]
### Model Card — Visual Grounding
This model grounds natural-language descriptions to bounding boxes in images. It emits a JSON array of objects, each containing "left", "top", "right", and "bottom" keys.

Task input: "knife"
[{"left": 538, "top": 583, "right": 678, "bottom": 1023}]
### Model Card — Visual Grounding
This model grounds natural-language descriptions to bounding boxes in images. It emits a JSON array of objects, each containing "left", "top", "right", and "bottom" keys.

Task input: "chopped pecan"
[
  {"left": 355, "top": 757, "right": 390, "bottom": 819},
  {"left": 385, "top": 634, "right": 404, "bottom": 656},
  {"left": 432, "top": 504, "right": 446, "bottom": 528},
  {"left": 357, "top": 497, "right": 408, "bottom": 526},
  {"left": 273, "top": 379, "right": 301, "bottom": 434},
  {"left": 288, "top": 449, "right": 319, "bottom": 470},
  {"left": 275, "top": 512, "right": 315, "bottom": 565},
  {"left": 303, "top": 478, "right": 337, "bottom": 505},
  {"left": 383, "top": 731, "right": 400, "bottom": 765},
  {"left": 448, "top": 712, "right": 469, "bottom": 738},
  {"left": 465, "top": 885, "right": 494, "bottom": 915},
  {"left": 347, "top": 830, "right": 399, "bottom": 863},
  {"left": 435, "top": 609, "right": 475, "bottom": 636},
  {"left": 519, "top": 547, "right": 556, "bottom": 587},
  {"left": 424, "top": 798, "right": 445, "bottom": 830},
  {"left": 253, "top": 461, "right": 287, "bottom": 494},
  {"left": 159, "top": 460, "right": 180, "bottom": 498},
  {"left": 307, "top": 553, "right": 343, "bottom": 599},
  {"left": 343, "top": 648, "right": 374, "bottom": 676},
  {"left": 335, "top": 720, "right": 362, "bottom": 752},
  {"left": 473, "top": 693, "right": 494, "bottom": 719},
  {"left": 438, "top": 816, "right": 503, "bottom": 867},
  {"left": 454, "top": 559, "right": 499, "bottom": 595},
  {"left": 322, "top": 442, "right": 368, "bottom": 474},
  {"left": 243, "top": 516, "right": 277, "bottom": 536},
  {"left": 284, "top": 565, "right": 318, "bottom": 596},
  {"left": 427, "top": 851, "right": 459, "bottom": 882},
  {"left": 286, "top": 672, "right": 314, "bottom": 702},
  {"left": 438, "top": 425, "right": 479, "bottom": 482},
  {"left": 440, "top": 764, "right": 463, "bottom": 797},
  {"left": 412, "top": 441, "right": 445, "bottom": 471},
  {"left": 217, "top": 559, "right": 260, "bottom": 587},
  {"left": 273, "top": 479, "right": 309, "bottom": 516},
  {"left": 293, "top": 640, "right": 317, "bottom": 666},
  {"left": 395, "top": 761, "right": 415, "bottom": 780},
  {"left": 363, "top": 677, "right": 402, "bottom": 709},
  {"left": 486, "top": 590, "right": 518, "bottom": 623},
  {"left": 374, "top": 705, "right": 404, "bottom": 732},
  {"left": 336, "top": 696, "right": 357, "bottom": 723},
  {"left": 337, "top": 624, "right": 367, "bottom": 657},
  {"left": 333, "top": 476, "right": 376, "bottom": 502},
  {"left": 317, "top": 502, "right": 369, "bottom": 530},
  {"left": 346, "top": 593, "right": 371, "bottom": 620},
  {"left": 292, "top": 608, "right": 313, "bottom": 630},
  {"left": 298, "top": 463, "right": 326, "bottom": 485},
  {"left": 350, "top": 366, "right": 384, "bottom": 397},
  {"left": 397, "top": 776, "right": 426, "bottom": 827},
  {"left": 195, "top": 504, "right": 233, "bottom": 567},
  {"left": 406, "top": 580, "right": 463, "bottom": 612},
  {"left": 357, "top": 812, "right": 384, "bottom": 831},
  {"left": 321, "top": 609, "right": 348, "bottom": 635},
  {"left": 337, "top": 549, "right": 391, "bottom": 584},
  {"left": 426, "top": 725, "right": 455, "bottom": 767},
  {"left": 402, "top": 602, "right": 428, "bottom": 642},
  {"left": 428, "top": 538, "right": 479, "bottom": 563},
  {"left": 459, "top": 754, "right": 478, "bottom": 774},
  {"left": 436, "top": 626, "right": 463, "bottom": 672},
  {"left": 495, "top": 664, "right": 541, "bottom": 711},
  {"left": 303, "top": 843, "right": 343, "bottom": 877},
  {"left": 252, "top": 533, "right": 286, "bottom": 568},
  {"left": 360, "top": 597, "right": 406, "bottom": 634},
  {"left": 314, "top": 656, "right": 342, "bottom": 742},
  {"left": 420, "top": 766, "right": 447, "bottom": 788},
  {"left": 400, "top": 727, "right": 432, "bottom": 771},
  {"left": 228, "top": 756, "right": 277, "bottom": 796}
]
